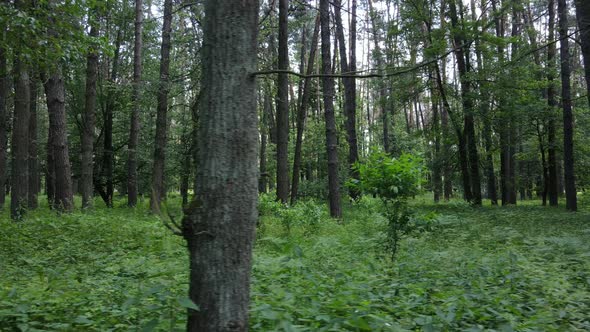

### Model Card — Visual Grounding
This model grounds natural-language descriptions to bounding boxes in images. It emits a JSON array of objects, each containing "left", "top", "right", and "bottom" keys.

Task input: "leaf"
[
  {"left": 177, "top": 297, "right": 199, "bottom": 311},
  {"left": 140, "top": 318, "right": 159, "bottom": 332}
]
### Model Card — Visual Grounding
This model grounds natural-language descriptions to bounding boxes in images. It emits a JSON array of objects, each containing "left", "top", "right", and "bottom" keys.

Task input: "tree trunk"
[
  {"left": 575, "top": 0, "right": 590, "bottom": 107},
  {"left": 558, "top": 0, "right": 577, "bottom": 211},
  {"left": 81, "top": 19, "right": 99, "bottom": 209},
  {"left": 28, "top": 76, "right": 39, "bottom": 209},
  {"left": 150, "top": 0, "right": 173, "bottom": 213},
  {"left": 127, "top": 0, "right": 143, "bottom": 207},
  {"left": 547, "top": 0, "right": 559, "bottom": 207},
  {"left": 320, "top": 0, "right": 342, "bottom": 218},
  {"left": 43, "top": 70, "right": 74, "bottom": 212},
  {"left": 0, "top": 39, "right": 8, "bottom": 209},
  {"left": 11, "top": 56, "right": 30, "bottom": 220},
  {"left": 334, "top": 0, "right": 360, "bottom": 200},
  {"left": 181, "top": 0, "right": 259, "bottom": 330},
  {"left": 291, "top": 15, "right": 319, "bottom": 204},
  {"left": 276, "top": 0, "right": 290, "bottom": 204}
]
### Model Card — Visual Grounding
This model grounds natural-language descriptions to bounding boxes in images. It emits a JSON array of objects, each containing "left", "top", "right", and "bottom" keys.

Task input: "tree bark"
[
  {"left": 276, "top": 0, "right": 290, "bottom": 204},
  {"left": 547, "top": 0, "right": 559, "bottom": 207},
  {"left": 0, "top": 37, "right": 8, "bottom": 209},
  {"left": 291, "top": 15, "right": 320, "bottom": 204},
  {"left": 28, "top": 76, "right": 39, "bottom": 209},
  {"left": 181, "top": 0, "right": 259, "bottom": 330},
  {"left": 558, "top": 0, "right": 577, "bottom": 211},
  {"left": 11, "top": 56, "right": 30, "bottom": 220},
  {"left": 575, "top": 0, "right": 590, "bottom": 107},
  {"left": 320, "top": 0, "right": 342, "bottom": 218},
  {"left": 81, "top": 17, "right": 99, "bottom": 209},
  {"left": 150, "top": 0, "right": 173, "bottom": 213},
  {"left": 127, "top": 0, "right": 143, "bottom": 207},
  {"left": 43, "top": 70, "right": 74, "bottom": 212}
]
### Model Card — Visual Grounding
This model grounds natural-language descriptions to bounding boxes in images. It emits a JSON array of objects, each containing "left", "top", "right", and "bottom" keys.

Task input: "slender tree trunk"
[
  {"left": 575, "top": 0, "right": 590, "bottom": 107},
  {"left": 127, "top": 0, "right": 143, "bottom": 207},
  {"left": 0, "top": 38, "right": 7, "bottom": 209},
  {"left": 181, "top": 0, "right": 259, "bottom": 330},
  {"left": 81, "top": 19, "right": 99, "bottom": 209},
  {"left": 320, "top": 0, "right": 342, "bottom": 218},
  {"left": 11, "top": 56, "right": 30, "bottom": 220},
  {"left": 276, "top": 0, "right": 290, "bottom": 204},
  {"left": 547, "top": 0, "right": 559, "bottom": 206},
  {"left": 334, "top": 0, "right": 360, "bottom": 200},
  {"left": 28, "top": 77, "right": 38, "bottom": 209},
  {"left": 291, "top": 15, "right": 320, "bottom": 204},
  {"left": 150, "top": 0, "right": 173, "bottom": 213},
  {"left": 558, "top": 0, "right": 577, "bottom": 211}
]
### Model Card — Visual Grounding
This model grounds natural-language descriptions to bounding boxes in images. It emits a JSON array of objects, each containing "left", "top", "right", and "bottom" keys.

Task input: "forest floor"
[{"left": 1, "top": 194, "right": 589, "bottom": 331}]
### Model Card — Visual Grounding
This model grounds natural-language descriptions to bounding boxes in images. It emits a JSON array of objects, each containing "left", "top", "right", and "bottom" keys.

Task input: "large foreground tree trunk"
[
  {"left": 127, "top": 0, "right": 143, "bottom": 207},
  {"left": 575, "top": 0, "right": 590, "bottom": 107},
  {"left": 181, "top": 0, "right": 260, "bottom": 330},
  {"left": 320, "top": 0, "right": 342, "bottom": 219},
  {"left": 11, "top": 57, "right": 30, "bottom": 220},
  {"left": 558, "top": 0, "right": 577, "bottom": 211},
  {"left": 0, "top": 38, "right": 8, "bottom": 209},
  {"left": 150, "top": 0, "right": 173, "bottom": 213},
  {"left": 81, "top": 18, "right": 99, "bottom": 209},
  {"left": 43, "top": 70, "right": 74, "bottom": 212}
]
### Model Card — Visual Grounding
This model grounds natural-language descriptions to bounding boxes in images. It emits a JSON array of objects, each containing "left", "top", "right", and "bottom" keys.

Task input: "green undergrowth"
[{"left": 1, "top": 194, "right": 589, "bottom": 331}]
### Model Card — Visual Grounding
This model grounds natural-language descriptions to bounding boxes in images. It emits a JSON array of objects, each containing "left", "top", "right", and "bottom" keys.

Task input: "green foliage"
[
  {"left": 350, "top": 150, "right": 423, "bottom": 201},
  {"left": 1, "top": 196, "right": 590, "bottom": 330}
]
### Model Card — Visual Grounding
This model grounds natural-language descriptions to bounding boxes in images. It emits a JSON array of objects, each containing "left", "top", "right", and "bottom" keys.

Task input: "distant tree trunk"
[
  {"left": 28, "top": 77, "right": 39, "bottom": 209},
  {"left": 547, "top": 0, "right": 559, "bottom": 207},
  {"left": 11, "top": 56, "right": 30, "bottom": 220},
  {"left": 46, "top": 117, "right": 55, "bottom": 208},
  {"left": 0, "top": 39, "right": 8, "bottom": 209},
  {"left": 575, "top": 0, "right": 590, "bottom": 107},
  {"left": 150, "top": 0, "right": 173, "bottom": 213},
  {"left": 276, "top": 0, "right": 290, "bottom": 204},
  {"left": 101, "top": 29, "right": 122, "bottom": 208},
  {"left": 291, "top": 15, "right": 319, "bottom": 204},
  {"left": 449, "top": 0, "right": 481, "bottom": 206},
  {"left": 259, "top": 118, "right": 268, "bottom": 194},
  {"left": 334, "top": 0, "right": 360, "bottom": 200},
  {"left": 320, "top": 0, "right": 342, "bottom": 218},
  {"left": 127, "top": 0, "right": 143, "bottom": 207},
  {"left": 181, "top": 0, "right": 259, "bottom": 330},
  {"left": 431, "top": 95, "right": 442, "bottom": 203},
  {"left": 43, "top": 70, "right": 74, "bottom": 212},
  {"left": 558, "top": 0, "right": 577, "bottom": 211},
  {"left": 81, "top": 19, "right": 99, "bottom": 209},
  {"left": 368, "top": 0, "right": 390, "bottom": 153}
]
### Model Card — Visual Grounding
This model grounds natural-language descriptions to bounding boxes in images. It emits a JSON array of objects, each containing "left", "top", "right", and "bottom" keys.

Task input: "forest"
[{"left": 1, "top": 0, "right": 590, "bottom": 330}]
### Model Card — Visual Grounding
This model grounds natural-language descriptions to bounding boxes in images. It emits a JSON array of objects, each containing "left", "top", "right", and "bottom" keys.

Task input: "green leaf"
[{"left": 178, "top": 297, "right": 200, "bottom": 311}]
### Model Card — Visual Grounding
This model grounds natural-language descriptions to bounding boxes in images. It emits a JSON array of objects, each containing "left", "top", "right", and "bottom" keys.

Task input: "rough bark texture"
[
  {"left": 276, "top": 0, "right": 290, "bottom": 204},
  {"left": 81, "top": 20, "right": 99, "bottom": 209},
  {"left": 320, "top": 0, "right": 342, "bottom": 219},
  {"left": 43, "top": 70, "right": 74, "bottom": 212},
  {"left": 127, "top": 0, "right": 143, "bottom": 207},
  {"left": 558, "top": 0, "right": 577, "bottom": 211},
  {"left": 11, "top": 57, "right": 30, "bottom": 220},
  {"left": 334, "top": 0, "right": 360, "bottom": 200},
  {"left": 150, "top": 0, "right": 173, "bottom": 213},
  {"left": 547, "top": 0, "right": 559, "bottom": 207},
  {"left": 181, "top": 0, "right": 259, "bottom": 330},
  {"left": 291, "top": 15, "right": 319, "bottom": 204},
  {"left": 28, "top": 77, "right": 39, "bottom": 209},
  {"left": 575, "top": 0, "right": 590, "bottom": 107},
  {"left": 0, "top": 38, "right": 8, "bottom": 209}
]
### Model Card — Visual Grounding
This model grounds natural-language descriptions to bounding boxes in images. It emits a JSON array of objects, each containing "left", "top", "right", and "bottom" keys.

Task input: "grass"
[{"left": 1, "top": 193, "right": 589, "bottom": 331}]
